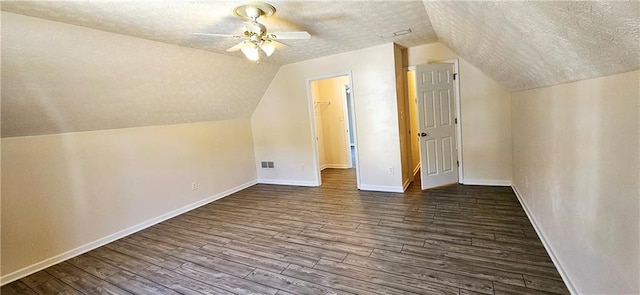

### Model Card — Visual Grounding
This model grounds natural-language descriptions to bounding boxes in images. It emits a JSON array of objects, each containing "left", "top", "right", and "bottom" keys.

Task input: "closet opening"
[{"left": 308, "top": 73, "right": 360, "bottom": 189}]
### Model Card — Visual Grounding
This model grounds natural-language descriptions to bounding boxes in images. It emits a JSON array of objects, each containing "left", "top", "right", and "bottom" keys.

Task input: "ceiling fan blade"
[
  {"left": 193, "top": 33, "right": 243, "bottom": 39},
  {"left": 227, "top": 41, "right": 247, "bottom": 52},
  {"left": 268, "top": 31, "right": 311, "bottom": 40},
  {"left": 270, "top": 40, "right": 289, "bottom": 49}
]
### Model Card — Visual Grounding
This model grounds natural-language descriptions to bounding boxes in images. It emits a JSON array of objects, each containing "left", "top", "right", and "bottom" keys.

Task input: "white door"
[{"left": 416, "top": 63, "right": 458, "bottom": 189}]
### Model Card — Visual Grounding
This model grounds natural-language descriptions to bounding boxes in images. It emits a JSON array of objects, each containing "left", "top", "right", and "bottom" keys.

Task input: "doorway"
[
  {"left": 406, "top": 60, "right": 463, "bottom": 190},
  {"left": 308, "top": 73, "right": 360, "bottom": 189}
]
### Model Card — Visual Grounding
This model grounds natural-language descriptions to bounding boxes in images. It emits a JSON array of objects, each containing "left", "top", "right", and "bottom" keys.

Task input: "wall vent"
[{"left": 261, "top": 161, "right": 275, "bottom": 169}]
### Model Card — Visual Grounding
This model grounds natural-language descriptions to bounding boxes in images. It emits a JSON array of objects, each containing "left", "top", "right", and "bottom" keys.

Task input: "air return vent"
[
  {"left": 261, "top": 161, "right": 275, "bottom": 169},
  {"left": 379, "top": 28, "right": 412, "bottom": 38}
]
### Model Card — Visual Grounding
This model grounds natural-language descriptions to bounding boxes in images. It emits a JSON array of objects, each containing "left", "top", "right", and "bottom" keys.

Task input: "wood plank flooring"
[{"left": 2, "top": 169, "right": 570, "bottom": 295}]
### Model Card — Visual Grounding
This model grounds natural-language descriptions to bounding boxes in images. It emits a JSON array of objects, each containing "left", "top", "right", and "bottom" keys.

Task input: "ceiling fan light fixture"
[
  {"left": 261, "top": 41, "right": 276, "bottom": 57},
  {"left": 241, "top": 44, "right": 260, "bottom": 61}
]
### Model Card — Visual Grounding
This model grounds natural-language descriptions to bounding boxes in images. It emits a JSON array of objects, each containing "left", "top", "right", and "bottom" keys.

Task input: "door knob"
[{"left": 419, "top": 132, "right": 428, "bottom": 137}]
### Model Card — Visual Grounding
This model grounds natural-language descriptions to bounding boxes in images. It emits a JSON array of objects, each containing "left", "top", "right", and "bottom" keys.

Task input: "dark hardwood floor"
[{"left": 2, "top": 169, "right": 570, "bottom": 295}]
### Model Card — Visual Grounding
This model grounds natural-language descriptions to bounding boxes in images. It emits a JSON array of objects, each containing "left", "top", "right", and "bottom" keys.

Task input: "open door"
[{"left": 415, "top": 63, "right": 459, "bottom": 189}]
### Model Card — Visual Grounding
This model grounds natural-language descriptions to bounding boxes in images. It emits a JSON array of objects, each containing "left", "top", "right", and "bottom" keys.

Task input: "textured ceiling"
[
  {"left": 1, "top": 12, "right": 280, "bottom": 137},
  {"left": 1, "top": 1, "right": 438, "bottom": 65},
  {"left": 1, "top": 1, "right": 437, "bottom": 137},
  {"left": 2, "top": 1, "right": 639, "bottom": 137},
  {"left": 423, "top": 1, "right": 640, "bottom": 91}
]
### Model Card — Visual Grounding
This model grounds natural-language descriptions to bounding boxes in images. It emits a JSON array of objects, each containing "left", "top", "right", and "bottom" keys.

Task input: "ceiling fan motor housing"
[
  {"left": 246, "top": 21, "right": 267, "bottom": 36},
  {"left": 232, "top": 2, "right": 276, "bottom": 19}
]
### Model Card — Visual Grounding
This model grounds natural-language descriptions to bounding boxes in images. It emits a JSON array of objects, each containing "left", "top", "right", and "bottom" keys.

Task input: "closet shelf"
[{"left": 313, "top": 101, "right": 331, "bottom": 108}]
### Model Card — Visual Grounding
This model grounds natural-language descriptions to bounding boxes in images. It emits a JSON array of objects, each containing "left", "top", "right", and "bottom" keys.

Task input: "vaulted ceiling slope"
[
  {"left": 424, "top": 1, "right": 640, "bottom": 91},
  {"left": 1, "top": 12, "right": 279, "bottom": 137}
]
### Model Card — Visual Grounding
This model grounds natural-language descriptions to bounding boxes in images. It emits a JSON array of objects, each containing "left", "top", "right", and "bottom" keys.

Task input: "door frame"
[
  {"left": 403, "top": 68, "right": 417, "bottom": 182},
  {"left": 407, "top": 59, "right": 464, "bottom": 184},
  {"left": 305, "top": 71, "right": 361, "bottom": 189},
  {"left": 342, "top": 84, "right": 355, "bottom": 168}
]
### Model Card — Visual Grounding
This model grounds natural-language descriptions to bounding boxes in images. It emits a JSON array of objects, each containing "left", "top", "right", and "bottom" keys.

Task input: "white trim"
[
  {"left": 342, "top": 84, "right": 353, "bottom": 169},
  {"left": 321, "top": 164, "right": 350, "bottom": 170},
  {"left": 0, "top": 179, "right": 257, "bottom": 286},
  {"left": 402, "top": 179, "right": 410, "bottom": 192},
  {"left": 346, "top": 76, "right": 361, "bottom": 190},
  {"left": 359, "top": 184, "right": 405, "bottom": 193},
  {"left": 322, "top": 164, "right": 350, "bottom": 169},
  {"left": 306, "top": 75, "right": 323, "bottom": 187},
  {"left": 463, "top": 179, "right": 512, "bottom": 186},
  {"left": 511, "top": 185, "right": 578, "bottom": 295},
  {"left": 413, "top": 164, "right": 420, "bottom": 177},
  {"left": 257, "top": 179, "right": 318, "bottom": 187}
]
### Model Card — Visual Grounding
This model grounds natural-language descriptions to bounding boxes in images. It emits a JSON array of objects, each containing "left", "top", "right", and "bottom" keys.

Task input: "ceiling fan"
[{"left": 195, "top": 2, "right": 311, "bottom": 62}]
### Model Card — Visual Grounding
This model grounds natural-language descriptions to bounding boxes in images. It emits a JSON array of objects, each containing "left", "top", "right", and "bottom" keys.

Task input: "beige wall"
[
  {"left": 512, "top": 71, "right": 639, "bottom": 294},
  {"left": 312, "top": 76, "right": 350, "bottom": 169},
  {"left": 407, "top": 43, "right": 512, "bottom": 185},
  {"left": 1, "top": 119, "right": 257, "bottom": 280},
  {"left": 252, "top": 43, "right": 404, "bottom": 191}
]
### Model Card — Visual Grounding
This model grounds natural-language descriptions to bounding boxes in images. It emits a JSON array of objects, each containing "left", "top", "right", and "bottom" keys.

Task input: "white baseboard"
[
  {"left": 0, "top": 179, "right": 257, "bottom": 286},
  {"left": 511, "top": 184, "right": 578, "bottom": 295},
  {"left": 413, "top": 164, "right": 420, "bottom": 177},
  {"left": 257, "top": 179, "right": 319, "bottom": 187},
  {"left": 463, "top": 178, "right": 512, "bottom": 186},
  {"left": 320, "top": 164, "right": 349, "bottom": 171},
  {"left": 324, "top": 164, "right": 350, "bottom": 169},
  {"left": 359, "top": 184, "right": 405, "bottom": 193},
  {"left": 402, "top": 179, "right": 410, "bottom": 191}
]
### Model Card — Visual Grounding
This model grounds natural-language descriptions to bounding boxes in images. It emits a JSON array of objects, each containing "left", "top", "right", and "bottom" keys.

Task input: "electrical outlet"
[
  {"left": 191, "top": 181, "right": 198, "bottom": 190},
  {"left": 388, "top": 167, "right": 394, "bottom": 175}
]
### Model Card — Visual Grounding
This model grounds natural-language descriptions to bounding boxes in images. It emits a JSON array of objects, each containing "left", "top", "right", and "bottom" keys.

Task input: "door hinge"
[
  {"left": 453, "top": 73, "right": 458, "bottom": 80},
  {"left": 457, "top": 160, "right": 459, "bottom": 167},
  {"left": 455, "top": 118, "right": 458, "bottom": 124}
]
